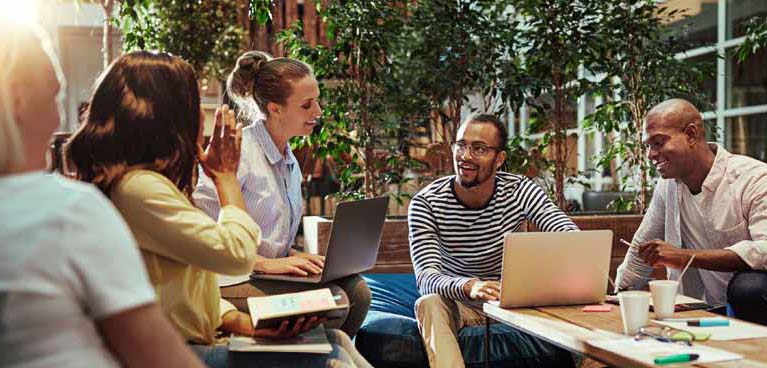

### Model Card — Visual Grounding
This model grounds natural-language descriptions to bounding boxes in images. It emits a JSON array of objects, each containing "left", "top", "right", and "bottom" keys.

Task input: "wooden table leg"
[{"left": 484, "top": 313, "right": 491, "bottom": 368}]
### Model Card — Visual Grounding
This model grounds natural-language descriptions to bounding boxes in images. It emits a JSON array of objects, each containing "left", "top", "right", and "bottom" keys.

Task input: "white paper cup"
[
  {"left": 618, "top": 291, "right": 650, "bottom": 335},
  {"left": 649, "top": 280, "right": 679, "bottom": 319}
]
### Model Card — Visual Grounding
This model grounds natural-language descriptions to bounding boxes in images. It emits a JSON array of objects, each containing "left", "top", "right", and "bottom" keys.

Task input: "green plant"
[
  {"left": 278, "top": 1, "right": 422, "bottom": 203},
  {"left": 400, "top": 0, "right": 522, "bottom": 148},
  {"left": 117, "top": 0, "right": 245, "bottom": 81},
  {"left": 514, "top": 0, "right": 610, "bottom": 210},
  {"left": 584, "top": 1, "right": 715, "bottom": 213},
  {"left": 737, "top": 16, "right": 767, "bottom": 61}
]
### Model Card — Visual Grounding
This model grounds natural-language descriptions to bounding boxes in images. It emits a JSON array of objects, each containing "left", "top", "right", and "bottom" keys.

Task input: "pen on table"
[
  {"left": 654, "top": 353, "right": 699, "bottom": 365},
  {"left": 687, "top": 319, "right": 729, "bottom": 327},
  {"left": 607, "top": 275, "right": 617, "bottom": 291}
]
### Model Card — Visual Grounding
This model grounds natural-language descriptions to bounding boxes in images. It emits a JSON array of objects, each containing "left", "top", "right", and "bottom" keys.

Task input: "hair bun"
[{"left": 235, "top": 51, "right": 271, "bottom": 76}]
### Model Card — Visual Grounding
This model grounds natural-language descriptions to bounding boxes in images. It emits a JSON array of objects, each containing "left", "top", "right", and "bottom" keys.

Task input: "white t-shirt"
[
  {"left": 679, "top": 184, "right": 733, "bottom": 305},
  {"left": 0, "top": 172, "right": 156, "bottom": 368}
]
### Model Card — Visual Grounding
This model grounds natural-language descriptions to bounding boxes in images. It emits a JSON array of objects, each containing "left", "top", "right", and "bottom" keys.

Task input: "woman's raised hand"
[{"left": 198, "top": 105, "right": 242, "bottom": 180}]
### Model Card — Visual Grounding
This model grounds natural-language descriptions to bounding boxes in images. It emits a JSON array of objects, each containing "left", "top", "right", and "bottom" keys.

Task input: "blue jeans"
[
  {"left": 190, "top": 329, "right": 365, "bottom": 368},
  {"left": 727, "top": 270, "right": 767, "bottom": 326}
]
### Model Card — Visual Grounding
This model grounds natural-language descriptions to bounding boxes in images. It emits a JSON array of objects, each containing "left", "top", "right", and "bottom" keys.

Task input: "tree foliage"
[
  {"left": 279, "top": 1, "right": 421, "bottom": 201},
  {"left": 117, "top": 0, "right": 245, "bottom": 80},
  {"left": 584, "top": 1, "right": 714, "bottom": 213},
  {"left": 737, "top": 16, "right": 767, "bottom": 61},
  {"left": 514, "top": 0, "right": 612, "bottom": 209}
]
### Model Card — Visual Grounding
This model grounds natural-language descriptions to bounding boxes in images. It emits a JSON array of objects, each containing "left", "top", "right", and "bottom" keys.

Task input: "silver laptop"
[
  {"left": 499, "top": 230, "right": 612, "bottom": 308},
  {"left": 251, "top": 196, "right": 389, "bottom": 284}
]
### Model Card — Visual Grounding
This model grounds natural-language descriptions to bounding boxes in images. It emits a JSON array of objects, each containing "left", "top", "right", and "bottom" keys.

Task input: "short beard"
[{"left": 457, "top": 177, "right": 479, "bottom": 189}]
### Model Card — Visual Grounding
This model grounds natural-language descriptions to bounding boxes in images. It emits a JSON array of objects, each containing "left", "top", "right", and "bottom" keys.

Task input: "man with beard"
[
  {"left": 616, "top": 98, "right": 767, "bottom": 325},
  {"left": 408, "top": 114, "right": 579, "bottom": 368}
]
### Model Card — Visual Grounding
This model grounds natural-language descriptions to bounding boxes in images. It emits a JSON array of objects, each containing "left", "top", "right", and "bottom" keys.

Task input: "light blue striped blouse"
[{"left": 194, "top": 120, "right": 303, "bottom": 261}]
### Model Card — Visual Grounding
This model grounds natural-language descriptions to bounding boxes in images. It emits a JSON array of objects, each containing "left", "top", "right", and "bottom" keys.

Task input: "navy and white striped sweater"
[{"left": 408, "top": 173, "right": 579, "bottom": 300}]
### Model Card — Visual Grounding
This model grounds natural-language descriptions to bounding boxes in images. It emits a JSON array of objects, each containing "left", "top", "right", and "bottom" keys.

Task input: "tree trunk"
[
  {"left": 235, "top": 0, "right": 252, "bottom": 49},
  {"left": 553, "top": 77, "right": 567, "bottom": 210},
  {"left": 101, "top": 0, "right": 115, "bottom": 71}
]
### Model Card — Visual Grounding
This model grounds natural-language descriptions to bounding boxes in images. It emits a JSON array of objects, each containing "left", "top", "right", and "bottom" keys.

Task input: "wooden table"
[{"left": 483, "top": 302, "right": 767, "bottom": 367}]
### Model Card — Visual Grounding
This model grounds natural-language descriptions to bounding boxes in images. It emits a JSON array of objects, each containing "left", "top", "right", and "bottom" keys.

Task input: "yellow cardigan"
[{"left": 111, "top": 170, "right": 260, "bottom": 344}]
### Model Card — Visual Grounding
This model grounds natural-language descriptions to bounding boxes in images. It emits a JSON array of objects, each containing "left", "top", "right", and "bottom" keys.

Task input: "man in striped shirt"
[{"left": 408, "top": 114, "right": 578, "bottom": 368}]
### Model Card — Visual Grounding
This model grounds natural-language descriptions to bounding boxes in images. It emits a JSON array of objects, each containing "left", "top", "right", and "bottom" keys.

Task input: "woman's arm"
[{"left": 98, "top": 303, "right": 205, "bottom": 368}]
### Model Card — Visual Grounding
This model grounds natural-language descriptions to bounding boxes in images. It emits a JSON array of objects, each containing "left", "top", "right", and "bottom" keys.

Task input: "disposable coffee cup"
[
  {"left": 618, "top": 291, "right": 650, "bottom": 335},
  {"left": 649, "top": 280, "right": 679, "bottom": 319}
]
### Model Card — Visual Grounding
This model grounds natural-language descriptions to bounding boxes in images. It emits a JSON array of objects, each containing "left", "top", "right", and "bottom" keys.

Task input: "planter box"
[
  {"left": 303, "top": 213, "right": 662, "bottom": 280},
  {"left": 303, "top": 216, "right": 412, "bottom": 273}
]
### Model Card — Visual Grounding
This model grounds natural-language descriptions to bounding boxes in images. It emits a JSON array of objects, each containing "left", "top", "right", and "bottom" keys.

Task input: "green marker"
[{"left": 654, "top": 353, "right": 700, "bottom": 365}]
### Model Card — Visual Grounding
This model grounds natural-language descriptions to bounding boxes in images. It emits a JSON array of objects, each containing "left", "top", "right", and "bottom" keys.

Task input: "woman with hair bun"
[{"left": 194, "top": 51, "right": 371, "bottom": 338}]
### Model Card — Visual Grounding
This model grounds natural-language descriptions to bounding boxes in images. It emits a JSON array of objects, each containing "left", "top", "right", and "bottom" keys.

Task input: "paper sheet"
[
  {"left": 228, "top": 326, "right": 331, "bottom": 353},
  {"left": 587, "top": 338, "right": 742, "bottom": 365},
  {"left": 652, "top": 318, "right": 767, "bottom": 341},
  {"left": 218, "top": 274, "right": 250, "bottom": 287}
]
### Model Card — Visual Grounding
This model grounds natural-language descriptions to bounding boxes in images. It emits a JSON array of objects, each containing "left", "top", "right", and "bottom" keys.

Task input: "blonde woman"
[{"left": 194, "top": 51, "right": 371, "bottom": 338}]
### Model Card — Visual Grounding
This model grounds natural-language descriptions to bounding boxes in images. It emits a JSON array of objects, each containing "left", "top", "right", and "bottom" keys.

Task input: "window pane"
[
  {"left": 660, "top": 0, "right": 718, "bottom": 48},
  {"left": 726, "top": 113, "right": 767, "bottom": 162},
  {"left": 689, "top": 52, "right": 718, "bottom": 107},
  {"left": 726, "top": 46, "right": 767, "bottom": 108},
  {"left": 726, "top": 0, "right": 767, "bottom": 39}
]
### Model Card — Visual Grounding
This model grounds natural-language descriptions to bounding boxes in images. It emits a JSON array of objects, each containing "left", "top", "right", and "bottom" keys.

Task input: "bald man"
[{"left": 616, "top": 98, "right": 767, "bottom": 325}]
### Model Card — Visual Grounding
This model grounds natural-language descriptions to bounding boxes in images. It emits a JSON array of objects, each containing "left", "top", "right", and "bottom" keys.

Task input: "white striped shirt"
[
  {"left": 194, "top": 120, "right": 303, "bottom": 261},
  {"left": 408, "top": 173, "right": 579, "bottom": 300}
]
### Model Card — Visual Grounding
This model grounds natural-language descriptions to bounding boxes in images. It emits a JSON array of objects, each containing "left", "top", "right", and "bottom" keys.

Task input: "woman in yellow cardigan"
[{"left": 67, "top": 51, "right": 370, "bottom": 368}]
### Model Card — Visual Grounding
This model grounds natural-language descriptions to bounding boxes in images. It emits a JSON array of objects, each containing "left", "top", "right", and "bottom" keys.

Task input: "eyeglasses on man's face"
[{"left": 451, "top": 141, "right": 503, "bottom": 158}]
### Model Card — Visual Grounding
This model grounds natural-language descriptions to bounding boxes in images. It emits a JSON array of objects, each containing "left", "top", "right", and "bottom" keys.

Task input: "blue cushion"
[
  {"left": 358, "top": 274, "right": 573, "bottom": 368},
  {"left": 355, "top": 310, "right": 428, "bottom": 368},
  {"left": 364, "top": 273, "right": 420, "bottom": 319}
]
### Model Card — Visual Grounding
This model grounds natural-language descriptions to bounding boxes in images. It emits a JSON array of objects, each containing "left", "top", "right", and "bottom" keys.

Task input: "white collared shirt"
[
  {"left": 617, "top": 144, "right": 767, "bottom": 305},
  {"left": 194, "top": 120, "right": 303, "bottom": 286}
]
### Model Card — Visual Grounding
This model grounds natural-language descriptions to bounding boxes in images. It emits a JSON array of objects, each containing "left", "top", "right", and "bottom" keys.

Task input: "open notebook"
[{"left": 247, "top": 288, "right": 348, "bottom": 329}]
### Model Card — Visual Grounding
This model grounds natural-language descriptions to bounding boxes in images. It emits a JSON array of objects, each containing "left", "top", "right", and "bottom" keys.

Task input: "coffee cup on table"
[
  {"left": 618, "top": 291, "right": 650, "bottom": 335},
  {"left": 649, "top": 280, "right": 679, "bottom": 320}
]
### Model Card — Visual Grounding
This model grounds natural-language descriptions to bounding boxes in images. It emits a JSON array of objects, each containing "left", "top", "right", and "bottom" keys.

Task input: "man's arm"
[
  {"left": 727, "top": 172, "right": 767, "bottom": 270},
  {"left": 615, "top": 181, "right": 668, "bottom": 291},
  {"left": 638, "top": 241, "right": 749, "bottom": 272},
  {"left": 408, "top": 195, "right": 473, "bottom": 300},
  {"left": 520, "top": 179, "right": 579, "bottom": 232},
  {"left": 98, "top": 303, "right": 205, "bottom": 368},
  {"left": 629, "top": 172, "right": 767, "bottom": 273}
]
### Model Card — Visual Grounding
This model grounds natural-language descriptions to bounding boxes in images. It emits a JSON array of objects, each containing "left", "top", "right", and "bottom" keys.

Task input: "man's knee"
[
  {"left": 415, "top": 294, "right": 451, "bottom": 317},
  {"left": 727, "top": 271, "right": 767, "bottom": 307}
]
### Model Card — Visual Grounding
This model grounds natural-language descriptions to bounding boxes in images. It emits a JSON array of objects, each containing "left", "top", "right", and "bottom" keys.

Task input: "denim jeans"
[{"left": 727, "top": 270, "right": 767, "bottom": 326}]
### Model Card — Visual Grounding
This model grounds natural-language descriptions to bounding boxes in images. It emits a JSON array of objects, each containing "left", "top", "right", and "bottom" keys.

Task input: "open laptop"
[
  {"left": 251, "top": 196, "right": 389, "bottom": 284},
  {"left": 499, "top": 230, "right": 613, "bottom": 308}
]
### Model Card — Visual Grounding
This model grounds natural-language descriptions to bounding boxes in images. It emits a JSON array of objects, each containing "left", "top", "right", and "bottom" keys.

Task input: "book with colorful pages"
[{"left": 247, "top": 288, "right": 347, "bottom": 329}]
